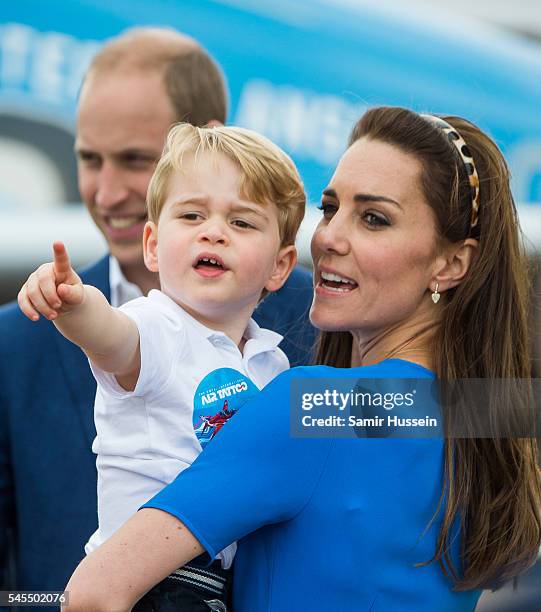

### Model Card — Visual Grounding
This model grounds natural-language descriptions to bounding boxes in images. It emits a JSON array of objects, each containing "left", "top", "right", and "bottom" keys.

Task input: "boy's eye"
[
  {"left": 180, "top": 212, "right": 203, "bottom": 221},
  {"left": 232, "top": 219, "right": 254, "bottom": 229},
  {"left": 363, "top": 212, "right": 389, "bottom": 227},
  {"left": 317, "top": 202, "right": 337, "bottom": 220}
]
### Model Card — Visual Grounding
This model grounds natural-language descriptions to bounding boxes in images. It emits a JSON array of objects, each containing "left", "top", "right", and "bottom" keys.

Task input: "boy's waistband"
[{"left": 166, "top": 558, "right": 231, "bottom": 599}]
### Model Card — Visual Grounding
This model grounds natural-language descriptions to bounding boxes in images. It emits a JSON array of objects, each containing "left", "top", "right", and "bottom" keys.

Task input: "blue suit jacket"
[{"left": 0, "top": 256, "right": 315, "bottom": 594}]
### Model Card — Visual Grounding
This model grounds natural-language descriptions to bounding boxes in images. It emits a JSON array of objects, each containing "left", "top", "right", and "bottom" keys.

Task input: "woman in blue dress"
[{"left": 65, "top": 107, "right": 541, "bottom": 611}]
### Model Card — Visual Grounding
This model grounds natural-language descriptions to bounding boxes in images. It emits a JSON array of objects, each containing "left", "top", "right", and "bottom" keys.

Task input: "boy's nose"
[{"left": 198, "top": 221, "right": 229, "bottom": 245}]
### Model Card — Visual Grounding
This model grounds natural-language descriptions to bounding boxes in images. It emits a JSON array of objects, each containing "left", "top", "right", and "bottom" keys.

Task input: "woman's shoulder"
[
  {"left": 289, "top": 359, "right": 435, "bottom": 379},
  {"left": 366, "top": 358, "right": 436, "bottom": 379}
]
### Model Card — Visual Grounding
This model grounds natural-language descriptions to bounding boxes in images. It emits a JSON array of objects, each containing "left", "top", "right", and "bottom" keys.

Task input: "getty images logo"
[{"left": 301, "top": 388, "right": 416, "bottom": 412}]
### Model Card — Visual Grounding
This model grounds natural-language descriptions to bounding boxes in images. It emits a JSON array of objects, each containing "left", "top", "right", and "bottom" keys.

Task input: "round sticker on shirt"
[{"left": 193, "top": 367, "right": 259, "bottom": 449}]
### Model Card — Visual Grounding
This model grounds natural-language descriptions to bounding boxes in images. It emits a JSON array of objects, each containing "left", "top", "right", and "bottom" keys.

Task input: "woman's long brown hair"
[{"left": 315, "top": 107, "right": 541, "bottom": 590}]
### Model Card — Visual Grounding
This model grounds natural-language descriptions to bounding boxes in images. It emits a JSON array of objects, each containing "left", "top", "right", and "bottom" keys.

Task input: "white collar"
[
  {"left": 147, "top": 289, "right": 283, "bottom": 354},
  {"left": 109, "top": 257, "right": 143, "bottom": 307},
  {"left": 243, "top": 317, "right": 283, "bottom": 348}
]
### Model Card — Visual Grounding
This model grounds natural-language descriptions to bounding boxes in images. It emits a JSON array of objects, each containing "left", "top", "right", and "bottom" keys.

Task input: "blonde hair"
[
  {"left": 83, "top": 28, "right": 227, "bottom": 125},
  {"left": 147, "top": 123, "right": 306, "bottom": 247}
]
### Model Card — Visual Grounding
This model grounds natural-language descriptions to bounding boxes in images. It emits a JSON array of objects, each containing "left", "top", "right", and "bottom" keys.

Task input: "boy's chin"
[{"left": 182, "top": 297, "right": 241, "bottom": 319}]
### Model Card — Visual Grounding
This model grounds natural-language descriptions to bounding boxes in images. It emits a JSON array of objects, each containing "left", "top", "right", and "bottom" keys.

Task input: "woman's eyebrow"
[
  {"left": 354, "top": 193, "right": 402, "bottom": 209},
  {"left": 322, "top": 188, "right": 337, "bottom": 198},
  {"left": 323, "top": 187, "right": 402, "bottom": 210}
]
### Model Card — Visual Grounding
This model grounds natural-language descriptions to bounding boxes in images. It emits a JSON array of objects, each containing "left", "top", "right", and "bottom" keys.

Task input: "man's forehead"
[
  {"left": 75, "top": 116, "right": 167, "bottom": 155},
  {"left": 80, "top": 66, "right": 165, "bottom": 98},
  {"left": 77, "top": 69, "right": 174, "bottom": 124},
  {"left": 74, "top": 134, "right": 163, "bottom": 156},
  {"left": 76, "top": 70, "right": 174, "bottom": 154}
]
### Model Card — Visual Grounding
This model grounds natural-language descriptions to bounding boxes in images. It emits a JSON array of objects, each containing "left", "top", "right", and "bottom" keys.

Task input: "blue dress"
[{"left": 143, "top": 359, "right": 481, "bottom": 611}]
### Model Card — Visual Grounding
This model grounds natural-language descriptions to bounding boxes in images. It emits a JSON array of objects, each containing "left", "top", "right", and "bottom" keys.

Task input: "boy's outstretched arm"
[
  {"left": 63, "top": 509, "right": 203, "bottom": 612},
  {"left": 18, "top": 241, "right": 140, "bottom": 388}
]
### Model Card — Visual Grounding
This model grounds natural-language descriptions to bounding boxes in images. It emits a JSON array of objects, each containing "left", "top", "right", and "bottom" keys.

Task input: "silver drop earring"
[{"left": 431, "top": 282, "right": 440, "bottom": 304}]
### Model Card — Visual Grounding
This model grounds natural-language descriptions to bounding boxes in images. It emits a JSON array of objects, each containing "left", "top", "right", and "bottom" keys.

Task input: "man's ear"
[
  {"left": 265, "top": 245, "right": 298, "bottom": 293},
  {"left": 206, "top": 119, "right": 223, "bottom": 128},
  {"left": 432, "top": 238, "right": 479, "bottom": 292},
  {"left": 143, "top": 221, "right": 159, "bottom": 273}
]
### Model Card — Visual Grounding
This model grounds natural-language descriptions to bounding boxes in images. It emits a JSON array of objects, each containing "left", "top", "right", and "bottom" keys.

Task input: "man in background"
[{"left": 0, "top": 28, "right": 315, "bottom": 594}]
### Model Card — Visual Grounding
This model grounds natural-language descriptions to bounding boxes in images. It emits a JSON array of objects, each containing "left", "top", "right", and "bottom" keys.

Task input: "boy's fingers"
[
  {"left": 24, "top": 275, "right": 60, "bottom": 320},
  {"left": 36, "top": 265, "right": 62, "bottom": 309},
  {"left": 17, "top": 285, "right": 40, "bottom": 321},
  {"left": 53, "top": 241, "right": 73, "bottom": 282},
  {"left": 57, "top": 282, "right": 84, "bottom": 306}
]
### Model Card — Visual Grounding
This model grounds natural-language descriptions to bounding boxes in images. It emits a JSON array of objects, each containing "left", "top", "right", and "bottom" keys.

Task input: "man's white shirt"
[{"left": 108, "top": 256, "right": 142, "bottom": 307}]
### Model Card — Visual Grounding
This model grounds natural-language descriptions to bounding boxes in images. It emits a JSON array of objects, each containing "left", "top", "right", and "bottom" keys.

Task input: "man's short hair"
[
  {"left": 84, "top": 27, "right": 227, "bottom": 125},
  {"left": 147, "top": 123, "right": 306, "bottom": 248}
]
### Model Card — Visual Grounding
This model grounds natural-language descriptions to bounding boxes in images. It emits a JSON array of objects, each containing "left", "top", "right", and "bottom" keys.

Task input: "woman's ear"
[
  {"left": 265, "top": 245, "right": 298, "bottom": 293},
  {"left": 143, "top": 221, "right": 159, "bottom": 273},
  {"left": 432, "top": 238, "right": 479, "bottom": 292}
]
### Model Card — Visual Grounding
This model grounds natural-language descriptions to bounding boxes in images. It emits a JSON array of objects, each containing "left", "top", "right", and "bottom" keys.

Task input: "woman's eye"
[
  {"left": 363, "top": 212, "right": 389, "bottom": 227},
  {"left": 317, "top": 202, "right": 337, "bottom": 219}
]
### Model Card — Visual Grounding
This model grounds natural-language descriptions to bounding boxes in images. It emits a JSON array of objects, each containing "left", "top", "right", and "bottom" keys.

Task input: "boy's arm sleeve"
[
  {"left": 91, "top": 299, "right": 185, "bottom": 399},
  {"left": 141, "top": 369, "right": 332, "bottom": 560}
]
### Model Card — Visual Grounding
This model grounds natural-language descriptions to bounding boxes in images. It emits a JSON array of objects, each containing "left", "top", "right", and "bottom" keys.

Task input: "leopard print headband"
[{"left": 421, "top": 114, "right": 480, "bottom": 229}]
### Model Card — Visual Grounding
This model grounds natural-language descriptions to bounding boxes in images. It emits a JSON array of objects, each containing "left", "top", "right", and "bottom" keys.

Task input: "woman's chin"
[{"left": 309, "top": 308, "right": 349, "bottom": 332}]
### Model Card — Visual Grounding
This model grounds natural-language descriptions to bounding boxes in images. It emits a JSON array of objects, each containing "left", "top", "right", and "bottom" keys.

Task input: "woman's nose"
[{"left": 311, "top": 216, "right": 350, "bottom": 256}]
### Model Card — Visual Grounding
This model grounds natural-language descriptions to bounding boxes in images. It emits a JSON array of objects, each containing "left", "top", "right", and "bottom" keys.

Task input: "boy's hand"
[{"left": 18, "top": 241, "right": 84, "bottom": 321}]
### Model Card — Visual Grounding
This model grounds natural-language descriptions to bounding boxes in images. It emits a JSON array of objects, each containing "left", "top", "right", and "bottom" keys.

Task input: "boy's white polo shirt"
[{"left": 85, "top": 289, "right": 289, "bottom": 566}]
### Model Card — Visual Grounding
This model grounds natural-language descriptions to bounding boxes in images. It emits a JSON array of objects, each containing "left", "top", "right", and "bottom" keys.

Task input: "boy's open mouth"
[
  {"left": 193, "top": 253, "right": 228, "bottom": 277},
  {"left": 195, "top": 257, "right": 225, "bottom": 270}
]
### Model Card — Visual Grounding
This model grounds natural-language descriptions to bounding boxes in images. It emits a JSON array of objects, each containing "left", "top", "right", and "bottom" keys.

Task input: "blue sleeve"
[
  {"left": 253, "top": 266, "right": 317, "bottom": 367},
  {"left": 142, "top": 369, "right": 332, "bottom": 561}
]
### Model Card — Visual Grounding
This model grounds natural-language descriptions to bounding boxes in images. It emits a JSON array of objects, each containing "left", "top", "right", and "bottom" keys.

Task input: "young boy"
[{"left": 18, "top": 124, "right": 306, "bottom": 610}]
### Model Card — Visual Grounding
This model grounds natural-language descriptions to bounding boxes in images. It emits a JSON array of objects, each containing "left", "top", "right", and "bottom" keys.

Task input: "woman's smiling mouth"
[{"left": 317, "top": 269, "right": 358, "bottom": 294}]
